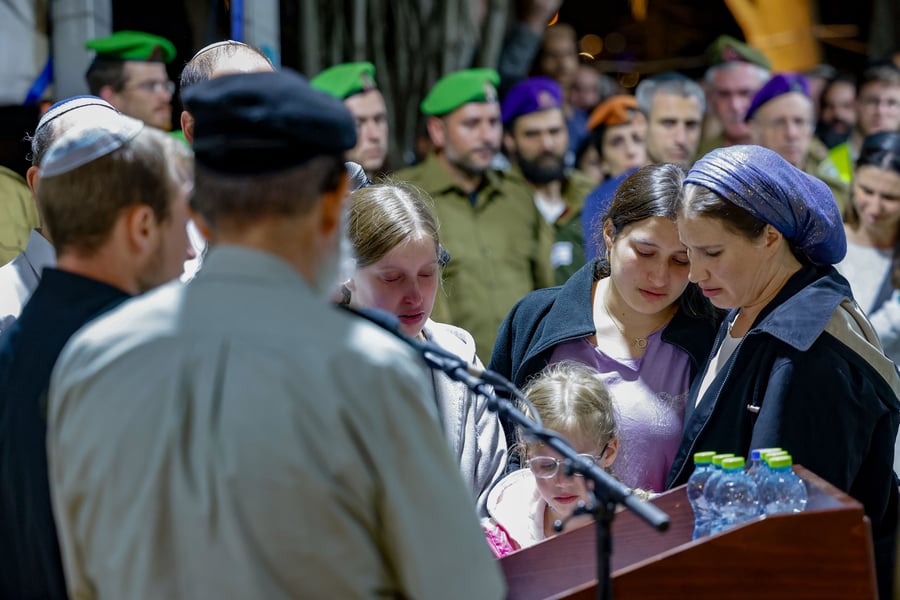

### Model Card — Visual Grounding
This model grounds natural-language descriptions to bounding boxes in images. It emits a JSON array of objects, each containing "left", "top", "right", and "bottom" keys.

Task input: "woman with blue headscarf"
[{"left": 667, "top": 145, "right": 900, "bottom": 598}]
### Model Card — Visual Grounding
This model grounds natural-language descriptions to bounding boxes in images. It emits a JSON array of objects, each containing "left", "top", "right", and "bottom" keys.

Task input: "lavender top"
[{"left": 549, "top": 331, "right": 690, "bottom": 492}]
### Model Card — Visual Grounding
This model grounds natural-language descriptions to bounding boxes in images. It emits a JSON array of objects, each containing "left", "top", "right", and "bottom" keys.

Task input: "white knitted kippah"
[{"left": 41, "top": 114, "right": 144, "bottom": 178}]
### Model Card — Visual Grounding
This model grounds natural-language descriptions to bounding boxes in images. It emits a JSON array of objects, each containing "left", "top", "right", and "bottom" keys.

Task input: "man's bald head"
[{"left": 180, "top": 41, "right": 275, "bottom": 143}]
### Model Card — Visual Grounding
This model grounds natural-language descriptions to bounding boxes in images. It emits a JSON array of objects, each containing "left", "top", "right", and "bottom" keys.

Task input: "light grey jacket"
[{"left": 424, "top": 319, "right": 508, "bottom": 516}]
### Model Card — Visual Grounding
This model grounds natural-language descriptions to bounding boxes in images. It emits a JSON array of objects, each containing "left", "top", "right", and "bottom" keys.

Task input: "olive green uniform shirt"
[
  {"left": 396, "top": 154, "right": 554, "bottom": 359},
  {"left": 509, "top": 165, "right": 594, "bottom": 285},
  {"left": 0, "top": 166, "right": 39, "bottom": 265}
]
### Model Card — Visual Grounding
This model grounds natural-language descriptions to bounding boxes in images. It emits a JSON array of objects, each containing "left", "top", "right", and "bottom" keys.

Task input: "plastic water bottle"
[
  {"left": 759, "top": 454, "right": 808, "bottom": 515},
  {"left": 701, "top": 453, "right": 735, "bottom": 512},
  {"left": 709, "top": 457, "right": 760, "bottom": 534},
  {"left": 686, "top": 451, "right": 717, "bottom": 540},
  {"left": 753, "top": 449, "right": 788, "bottom": 487},
  {"left": 746, "top": 447, "right": 781, "bottom": 485}
]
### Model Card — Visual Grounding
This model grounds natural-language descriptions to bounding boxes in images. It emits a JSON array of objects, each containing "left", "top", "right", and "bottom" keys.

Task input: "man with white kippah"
[
  {"left": 0, "top": 95, "right": 120, "bottom": 336},
  {"left": 0, "top": 112, "right": 193, "bottom": 600}
]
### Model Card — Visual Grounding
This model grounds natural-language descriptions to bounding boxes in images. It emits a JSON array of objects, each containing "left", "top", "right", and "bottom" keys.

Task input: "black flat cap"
[{"left": 182, "top": 69, "right": 358, "bottom": 174}]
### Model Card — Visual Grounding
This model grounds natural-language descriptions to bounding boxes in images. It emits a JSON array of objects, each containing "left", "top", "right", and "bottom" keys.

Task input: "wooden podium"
[{"left": 500, "top": 466, "right": 877, "bottom": 599}]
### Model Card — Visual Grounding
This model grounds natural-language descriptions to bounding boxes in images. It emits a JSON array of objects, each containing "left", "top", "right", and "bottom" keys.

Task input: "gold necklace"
[{"left": 603, "top": 295, "right": 649, "bottom": 349}]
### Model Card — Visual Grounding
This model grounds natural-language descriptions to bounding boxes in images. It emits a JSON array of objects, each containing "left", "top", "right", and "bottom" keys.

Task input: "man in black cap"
[{"left": 46, "top": 70, "right": 504, "bottom": 599}]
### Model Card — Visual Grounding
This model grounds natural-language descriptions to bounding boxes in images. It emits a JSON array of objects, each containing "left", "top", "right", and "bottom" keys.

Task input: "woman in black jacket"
[
  {"left": 489, "top": 163, "right": 720, "bottom": 492},
  {"left": 671, "top": 144, "right": 900, "bottom": 599}
]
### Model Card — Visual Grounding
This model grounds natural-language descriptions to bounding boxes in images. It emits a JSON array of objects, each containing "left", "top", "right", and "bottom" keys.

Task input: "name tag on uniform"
[{"left": 551, "top": 242, "right": 574, "bottom": 269}]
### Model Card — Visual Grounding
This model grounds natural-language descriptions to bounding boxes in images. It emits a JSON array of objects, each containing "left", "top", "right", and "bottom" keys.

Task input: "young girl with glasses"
[{"left": 482, "top": 361, "right": 621, "bottom": 556}]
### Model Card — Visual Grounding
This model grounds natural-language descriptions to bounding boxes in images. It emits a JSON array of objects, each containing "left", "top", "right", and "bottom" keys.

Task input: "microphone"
[
  {"left": 336, "top": 305, "right": 528, "bottom": 423},
  {"left": 345, "top": 161, "right": 371, "bottom": 192},
  {"left": 337, "top": 305, "right": 485, "bottom": 379}
]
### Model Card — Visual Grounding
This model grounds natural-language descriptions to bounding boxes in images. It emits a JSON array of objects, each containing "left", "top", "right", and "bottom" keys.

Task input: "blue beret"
[
  {"left": 501, "top": 76, "right": 562, "bottom": 127},
  {"left": 182, "top": 69, "right": 357, "bottom": 174},
  {"left": 745, "top": 73, "right": 810, "bottom": 122}
]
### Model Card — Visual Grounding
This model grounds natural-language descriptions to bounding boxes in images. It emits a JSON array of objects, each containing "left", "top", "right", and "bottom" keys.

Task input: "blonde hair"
[
  {"left": 518, "top": 361, "right": 618, "bottom": 455},
  {"left": 346, "top": 181, "right": 445, "bottom": 268}
]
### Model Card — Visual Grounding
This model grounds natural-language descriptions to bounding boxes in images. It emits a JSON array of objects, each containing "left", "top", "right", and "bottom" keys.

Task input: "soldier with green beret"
[
  {"left": 395, "top": 68, "right": 554, "bottom": 359},
  {"left": 698, "top": 34, "right": 771, "bottom": 156},
  {"left": 312, "top": 62, "right": 389, "bottom": 177},
  {"left": 85, "top": 30, "right": 177, "bottom": 131}
]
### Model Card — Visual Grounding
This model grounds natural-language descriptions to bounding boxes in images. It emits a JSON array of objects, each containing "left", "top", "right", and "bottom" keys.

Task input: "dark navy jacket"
[
  {"left": 666, "top": 265, "right": 900, "bottom": 597},
  {"left": 0, "top": 269, "right": 129, "bottom": 599}
]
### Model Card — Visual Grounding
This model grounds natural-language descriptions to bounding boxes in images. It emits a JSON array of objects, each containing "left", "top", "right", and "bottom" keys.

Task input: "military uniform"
[
  {"left": 696, "top": 132, "right": 725, "bottom": 157},
  {"left": 0, "top": 166, "right": 39, "bottom": 264},
  {"left": 805, "top": 137, "right": 850, "bottom": 216},
  {"left": 396, "top": 155, "right": 553, "bottom": 357},
  {"left": 509, "top": 164, "right": 593, "bottom": 284}
]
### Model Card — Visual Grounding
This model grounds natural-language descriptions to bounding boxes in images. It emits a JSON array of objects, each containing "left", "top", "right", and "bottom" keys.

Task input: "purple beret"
[
  {"left": 501, "top": 76, "right": 562, "bottom": 127},
  {"left": 744, "top": 73, "right": 810, "bottom": 122}
]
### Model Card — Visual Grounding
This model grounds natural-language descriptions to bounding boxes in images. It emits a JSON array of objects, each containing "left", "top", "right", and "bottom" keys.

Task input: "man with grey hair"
[
  {"left": 0, "top": 113, "right": 192, "bottom": 600},
  {"left": 698, "top": 35, "right": 771, "bottom": 155},
  {"left": 0, "top": 96, "right": 120, "bottom": 335},
  {"left": 635, "top": 72, "right": 706, "bottom": 169}
]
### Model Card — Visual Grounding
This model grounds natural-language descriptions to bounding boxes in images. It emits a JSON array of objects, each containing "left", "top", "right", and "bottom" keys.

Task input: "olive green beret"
[
  {"left": 85, "top": 30, "right": 176, "bottom": 63},
  {"left": 310, "top": 62, "right": 377, "bottom": 99},
  {"left": 420, "top": 68, "right": 500, "bottom": 116},
  {"left": 706, "top": 35, "right": 771, "bottom": 70}
]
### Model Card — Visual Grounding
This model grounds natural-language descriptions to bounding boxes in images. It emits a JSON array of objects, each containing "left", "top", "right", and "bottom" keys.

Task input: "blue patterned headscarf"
[{"left": 684, "top": 145, "right": 846, "bottom": 265}]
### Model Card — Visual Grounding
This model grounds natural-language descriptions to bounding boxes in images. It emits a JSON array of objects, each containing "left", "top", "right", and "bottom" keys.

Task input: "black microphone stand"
[{"left": 420, "top": 349, "right": 670, "bottom": 600}]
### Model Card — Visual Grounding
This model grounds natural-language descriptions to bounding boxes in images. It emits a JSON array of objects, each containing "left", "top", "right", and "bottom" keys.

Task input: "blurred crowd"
[{"left": 1, "top": 7, "right": 900, "bottom": 600}]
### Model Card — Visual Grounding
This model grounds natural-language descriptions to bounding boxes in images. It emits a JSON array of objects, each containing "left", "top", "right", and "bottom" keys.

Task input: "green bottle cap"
[
  {"left": 712, "top": 453, "right": 736, "bottom": 467},
  {"left": 693, "top": 451, "right": 717, "bottom": 465},
  {"left": 768, "top": 454, "right": 794, "bottom": 469},
  {"left": 721, "top": 456, "right": 746, "bottom": 471}
]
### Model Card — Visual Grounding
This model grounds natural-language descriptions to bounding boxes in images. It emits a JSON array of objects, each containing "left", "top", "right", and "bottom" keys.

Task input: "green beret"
[
  {"left": 85, "top": 30, "right": 176, "bottom": 63},
  {"left": 421, "top": 68, "right": 500, "bottom": 116},
  {"left": 310, "top": 62, "right": 377, "bottom": 99},
  {"left": 706, "top": 35, "right": 771, "bottom": 70}
]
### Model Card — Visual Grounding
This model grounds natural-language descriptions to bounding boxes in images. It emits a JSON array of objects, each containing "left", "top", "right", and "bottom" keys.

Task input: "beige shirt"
[{"left": 48, "top": 246, "right": 505, "bottom": 600}]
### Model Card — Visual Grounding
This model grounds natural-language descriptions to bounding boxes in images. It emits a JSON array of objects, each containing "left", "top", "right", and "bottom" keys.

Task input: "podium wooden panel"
[{"left": 500, "top": 466, "right": 877, "bottom": 599}]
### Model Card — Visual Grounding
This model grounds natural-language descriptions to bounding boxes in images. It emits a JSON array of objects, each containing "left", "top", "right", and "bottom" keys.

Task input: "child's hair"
[{"left": 517, "top": 361, "right": 618, "bottom": 456}]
